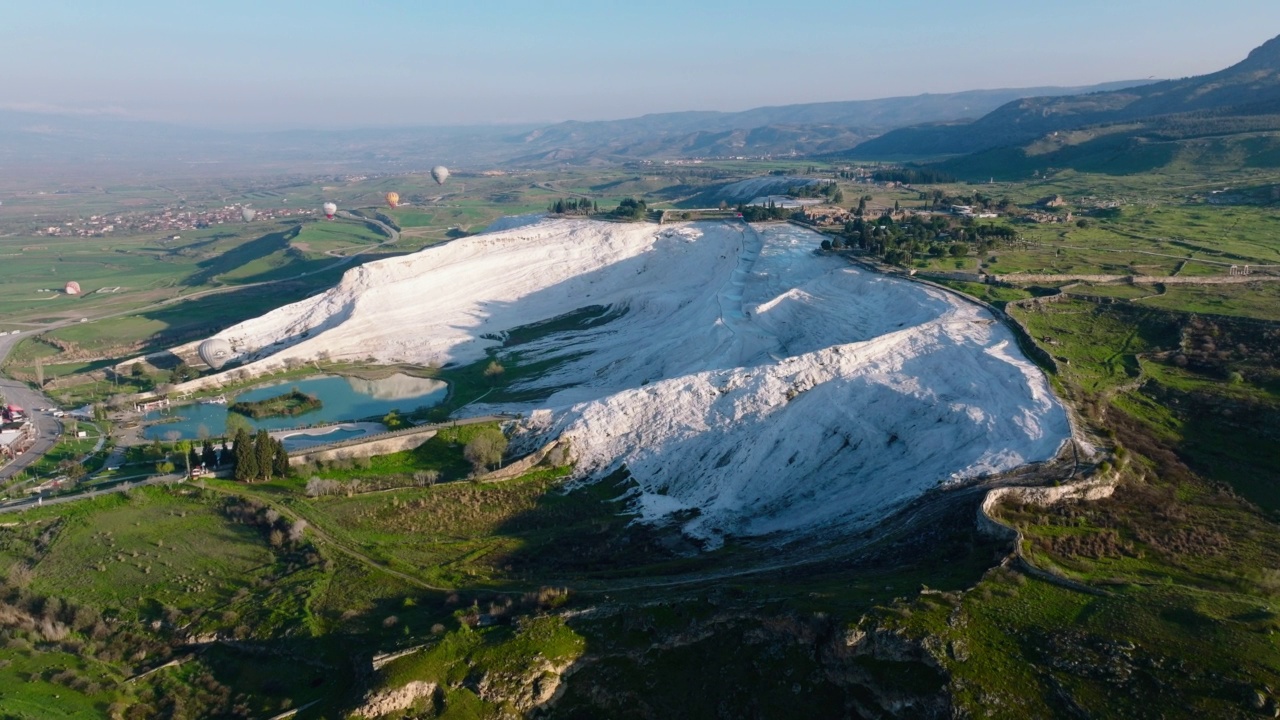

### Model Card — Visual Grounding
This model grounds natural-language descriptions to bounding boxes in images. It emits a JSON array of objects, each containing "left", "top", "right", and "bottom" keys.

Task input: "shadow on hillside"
[
  {"left": 128, "top": 283, "right": 321, "bottom": 357},
  {"left": 478, "top": 469, "right": 1001, "bottom": 718},
  {"left": 184, "top": 227, "right": 299, "bottom": 286},
  {"left": 181, "top": 448, "right": 1008, "bottom": 717}
]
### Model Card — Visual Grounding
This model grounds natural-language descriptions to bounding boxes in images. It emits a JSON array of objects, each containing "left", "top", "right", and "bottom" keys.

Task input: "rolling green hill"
[
  {"left": 854, "top": 33, "right": 1280, "bottom": 159},
  {"left": 937, "top": 117, "right": 1280, "bottom": 180}
]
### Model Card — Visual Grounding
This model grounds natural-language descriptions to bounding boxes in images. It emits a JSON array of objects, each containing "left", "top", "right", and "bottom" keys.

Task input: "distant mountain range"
[
  {"left": 16, "top": 26, "right": 1280, "bottom": 183},
  {"left": 0, "top": 81, "right": 1151, "bottom": 179},
  {"left": 854, "top": 33, "right": 1280, "bottom": 166},
  {"left": 507, "top": 82, "right": 1152, "bottom": 163}
]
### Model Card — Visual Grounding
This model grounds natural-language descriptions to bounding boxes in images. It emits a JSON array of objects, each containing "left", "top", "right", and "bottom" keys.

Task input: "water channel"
[{"left": 143, "top": 373, "right": 447, "bottom": 441}]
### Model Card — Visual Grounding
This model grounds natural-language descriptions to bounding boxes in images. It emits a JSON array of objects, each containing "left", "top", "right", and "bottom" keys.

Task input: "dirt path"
[{"left": 198, "top": 481, "right": 453, "bottom": 593}]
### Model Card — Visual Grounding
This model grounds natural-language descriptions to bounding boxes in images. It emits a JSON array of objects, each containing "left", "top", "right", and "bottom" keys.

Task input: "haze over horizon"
[{"left": 6, "top": 0, "right": 1280, "bottom": 131}]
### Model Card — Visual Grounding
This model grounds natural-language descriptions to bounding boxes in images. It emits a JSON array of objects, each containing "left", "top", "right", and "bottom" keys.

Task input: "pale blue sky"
[{"left": 3, "top": 0, "right": 1278, "bottom": 129}]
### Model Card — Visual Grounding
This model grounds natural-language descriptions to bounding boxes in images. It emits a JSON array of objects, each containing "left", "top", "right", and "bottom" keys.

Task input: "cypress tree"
[
  {"left": 272, "top": 439, "right": 290, "bottom": 479},
  {"left": 254, "top": 430, "right": 274, "bottom": 482},
  {"left": 233, "top": 428, "right": 256, "bottom": 482}
]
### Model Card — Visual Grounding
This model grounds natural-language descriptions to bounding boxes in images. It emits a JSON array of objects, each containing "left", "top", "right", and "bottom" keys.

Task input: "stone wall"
[
  {"left": 976, "top": 470, "right": 1118, "bottom": 540},
  {"left": 288, "top": 427, "right": 438, "bottom": 466},
  {"left": 915, "top": 270, "right": 985, "bottom": 283},
  {"left": 975, "top": 469, "right": 1120, "bottom": 597},
  {"left": 995, "top": 273, "right": 1277, "bottom": 285},
  {"left": 474, "top": 440, "right": 564, "bottom": 482}
]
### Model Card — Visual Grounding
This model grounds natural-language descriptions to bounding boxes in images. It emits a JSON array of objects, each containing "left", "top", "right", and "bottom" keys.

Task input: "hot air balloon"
[
  {"left": 197, "top": 338, "right": 232, "bottom": 370},
  {"left": 323, "top": 202, "right": 337, "bottom": 220},
  {"left": 64, "top": 281, "right": 81, "bottom": 295},
  {"left": 431, "top": 166, "right": 449, "bottom": 185},
  {"left": 385, "top": 192, "right": 399, "bottom": 209},
  {"left": 241, "top": 207, "right": 256, "bottom": 222}
]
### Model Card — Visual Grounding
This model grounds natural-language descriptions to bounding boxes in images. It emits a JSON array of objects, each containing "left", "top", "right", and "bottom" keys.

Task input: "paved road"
[
  {"left": 0, "top": 473, "right": 182, "bottom": 514},
  {"left": 0, "top": 329, "right": 66, "bottom": 481}
]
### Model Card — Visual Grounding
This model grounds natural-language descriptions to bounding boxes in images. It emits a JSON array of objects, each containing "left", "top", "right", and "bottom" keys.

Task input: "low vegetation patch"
[{"left": 228, "top": 388, "right": 322, "bottom": 419}]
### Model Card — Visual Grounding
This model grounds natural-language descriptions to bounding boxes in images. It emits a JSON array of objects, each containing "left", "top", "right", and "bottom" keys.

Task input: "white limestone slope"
[
  {"left": 712, "top": 176, "right": 820, "bottom": 203},
  {"left": 199, "top": 218, "right": 1071, "bottom": 546}
]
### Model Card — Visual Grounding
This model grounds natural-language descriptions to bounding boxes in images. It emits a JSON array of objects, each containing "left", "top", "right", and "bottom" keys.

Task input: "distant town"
[{"left": 29, "top": 205, "right": 319, "bottom": 238}]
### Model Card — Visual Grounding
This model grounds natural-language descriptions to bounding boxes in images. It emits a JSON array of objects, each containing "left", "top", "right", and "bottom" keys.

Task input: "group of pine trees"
[
  {"left": 229, "top": 428, "right": 290, "bottom": 483},
  {"left": 185, "top": 439, "right": 230, "bottom": 471},
  {"left": 168, "top": 430, "right": 289, "bottom": 482},
  {"left": 872, "top": 168, "right": 957, "bottom": 184},
  {"left": 547, "top": 197, "right": 649, "bottom": 220},
  {"left": 611, "top": 198, "right": 648, "bottom": 220},
  {"left": 736, "top": 201, "right": 796, "bottom": 222},
  {"left": 547, "top": 198, "right": 598, "bottom": 215}
]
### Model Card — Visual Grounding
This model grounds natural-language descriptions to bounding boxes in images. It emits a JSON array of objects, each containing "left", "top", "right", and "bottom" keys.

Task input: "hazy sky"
[{"left": 4, "top": 0, "right": 1279, "bottom": 129}]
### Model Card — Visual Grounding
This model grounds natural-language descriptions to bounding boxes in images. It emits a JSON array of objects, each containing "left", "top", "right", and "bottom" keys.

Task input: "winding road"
[{"left": 0, "top": 331, "right": 65, "bottom": 482}]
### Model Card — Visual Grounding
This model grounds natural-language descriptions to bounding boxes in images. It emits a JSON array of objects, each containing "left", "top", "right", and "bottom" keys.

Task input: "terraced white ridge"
[{"left": 189, "top": 218, "right": 1071, "bottom": 546}]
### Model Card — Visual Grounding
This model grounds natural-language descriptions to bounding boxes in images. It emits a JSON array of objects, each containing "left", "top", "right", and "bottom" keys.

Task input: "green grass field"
[{"left": 25, "top": 489, "right": 275, "bottom": 612}]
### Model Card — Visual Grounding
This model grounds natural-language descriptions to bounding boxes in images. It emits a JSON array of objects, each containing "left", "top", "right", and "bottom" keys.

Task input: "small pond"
[
  {"left": 277, "top": 426, "right": 371, "bottom": 452},
  {"left": 144, "top": 373, "right": 447, "bottom": 440}
]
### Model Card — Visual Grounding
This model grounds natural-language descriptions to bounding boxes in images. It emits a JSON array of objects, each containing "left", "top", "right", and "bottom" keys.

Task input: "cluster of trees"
[
  {"left": 464, "top": 428, "right": 508, "bottom": 474},
  {"left": 853, "top": 195, "right": 872, "bottom": 216},
  {"left": 168, "top": 362, "right": 198, "bottom": 383},
  {"left": 835, "top": 214, "right": 1020, "bottom": 265},
  {"left": 612, "top": 198, "right": 648, "bottom": 220},
  {"left": 382, "top": 409, "right": 408, "bottom": 430},
  {"left": 918, "top": 189, "right": 1012, "bottom": 212},
  {"left": 873, "top": 168, "right": 957, "bottom": 184},
  {"left": 220, "top": 496, "right": 310, "bottom": 550},
  {"left": 230, "top": 428, "right": 290, "bottom": 483},
  {"left": 547, "top": 198, "right": 598, "bottom": 215},
  {"left": 737, "top": 201, "right": 798, "bottom": 222},
  {"left": 125, "top": 360, "right": 201, "bottom": 390},
  {"left": 788, "top": 182, "right": 844, "bottom": 203},
  {"left": 1170, "top": 314, "right": 1279, "bottom": 378},
  {"left": 139, "top": 437, "right": 227, "bottom": 476}
]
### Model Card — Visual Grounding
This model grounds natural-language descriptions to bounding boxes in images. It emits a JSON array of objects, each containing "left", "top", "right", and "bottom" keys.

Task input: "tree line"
[
  {"left": 229, "top": 427, "right": 291, "bottom": 483},
  {"left": 788, "top": 182, "right": 844, "bottom": 203},
  {"left": 737, "top": 201, "right": 798, "bottom": 222},
  {"left": 149, "top": 429, "right": 292, "bottom": 482},
  {"left": 831, "top": 214, "right": 1020, "bottom": 265},
  {"left": 547, "top": 198, "right": 598, "bottom": 215},
  {"left": 546, "top": 197, "right": 648, "bottom": 220},
  {"left": 873, "top": 168, "right": 957, "bottom": 184}
]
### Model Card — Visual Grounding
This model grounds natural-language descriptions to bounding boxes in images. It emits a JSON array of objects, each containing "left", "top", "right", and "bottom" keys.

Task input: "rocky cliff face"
[{"left": 352, "top": 680, "right": 436, "bottom": 718}]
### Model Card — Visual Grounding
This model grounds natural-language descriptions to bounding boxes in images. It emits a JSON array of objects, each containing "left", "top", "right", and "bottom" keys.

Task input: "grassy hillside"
[
  {"left": 938, "top": 125, "right": 1280, "bottom": 181},
  {"left": 854, "top": 33, "right": 1280, "bottom": 159}
]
